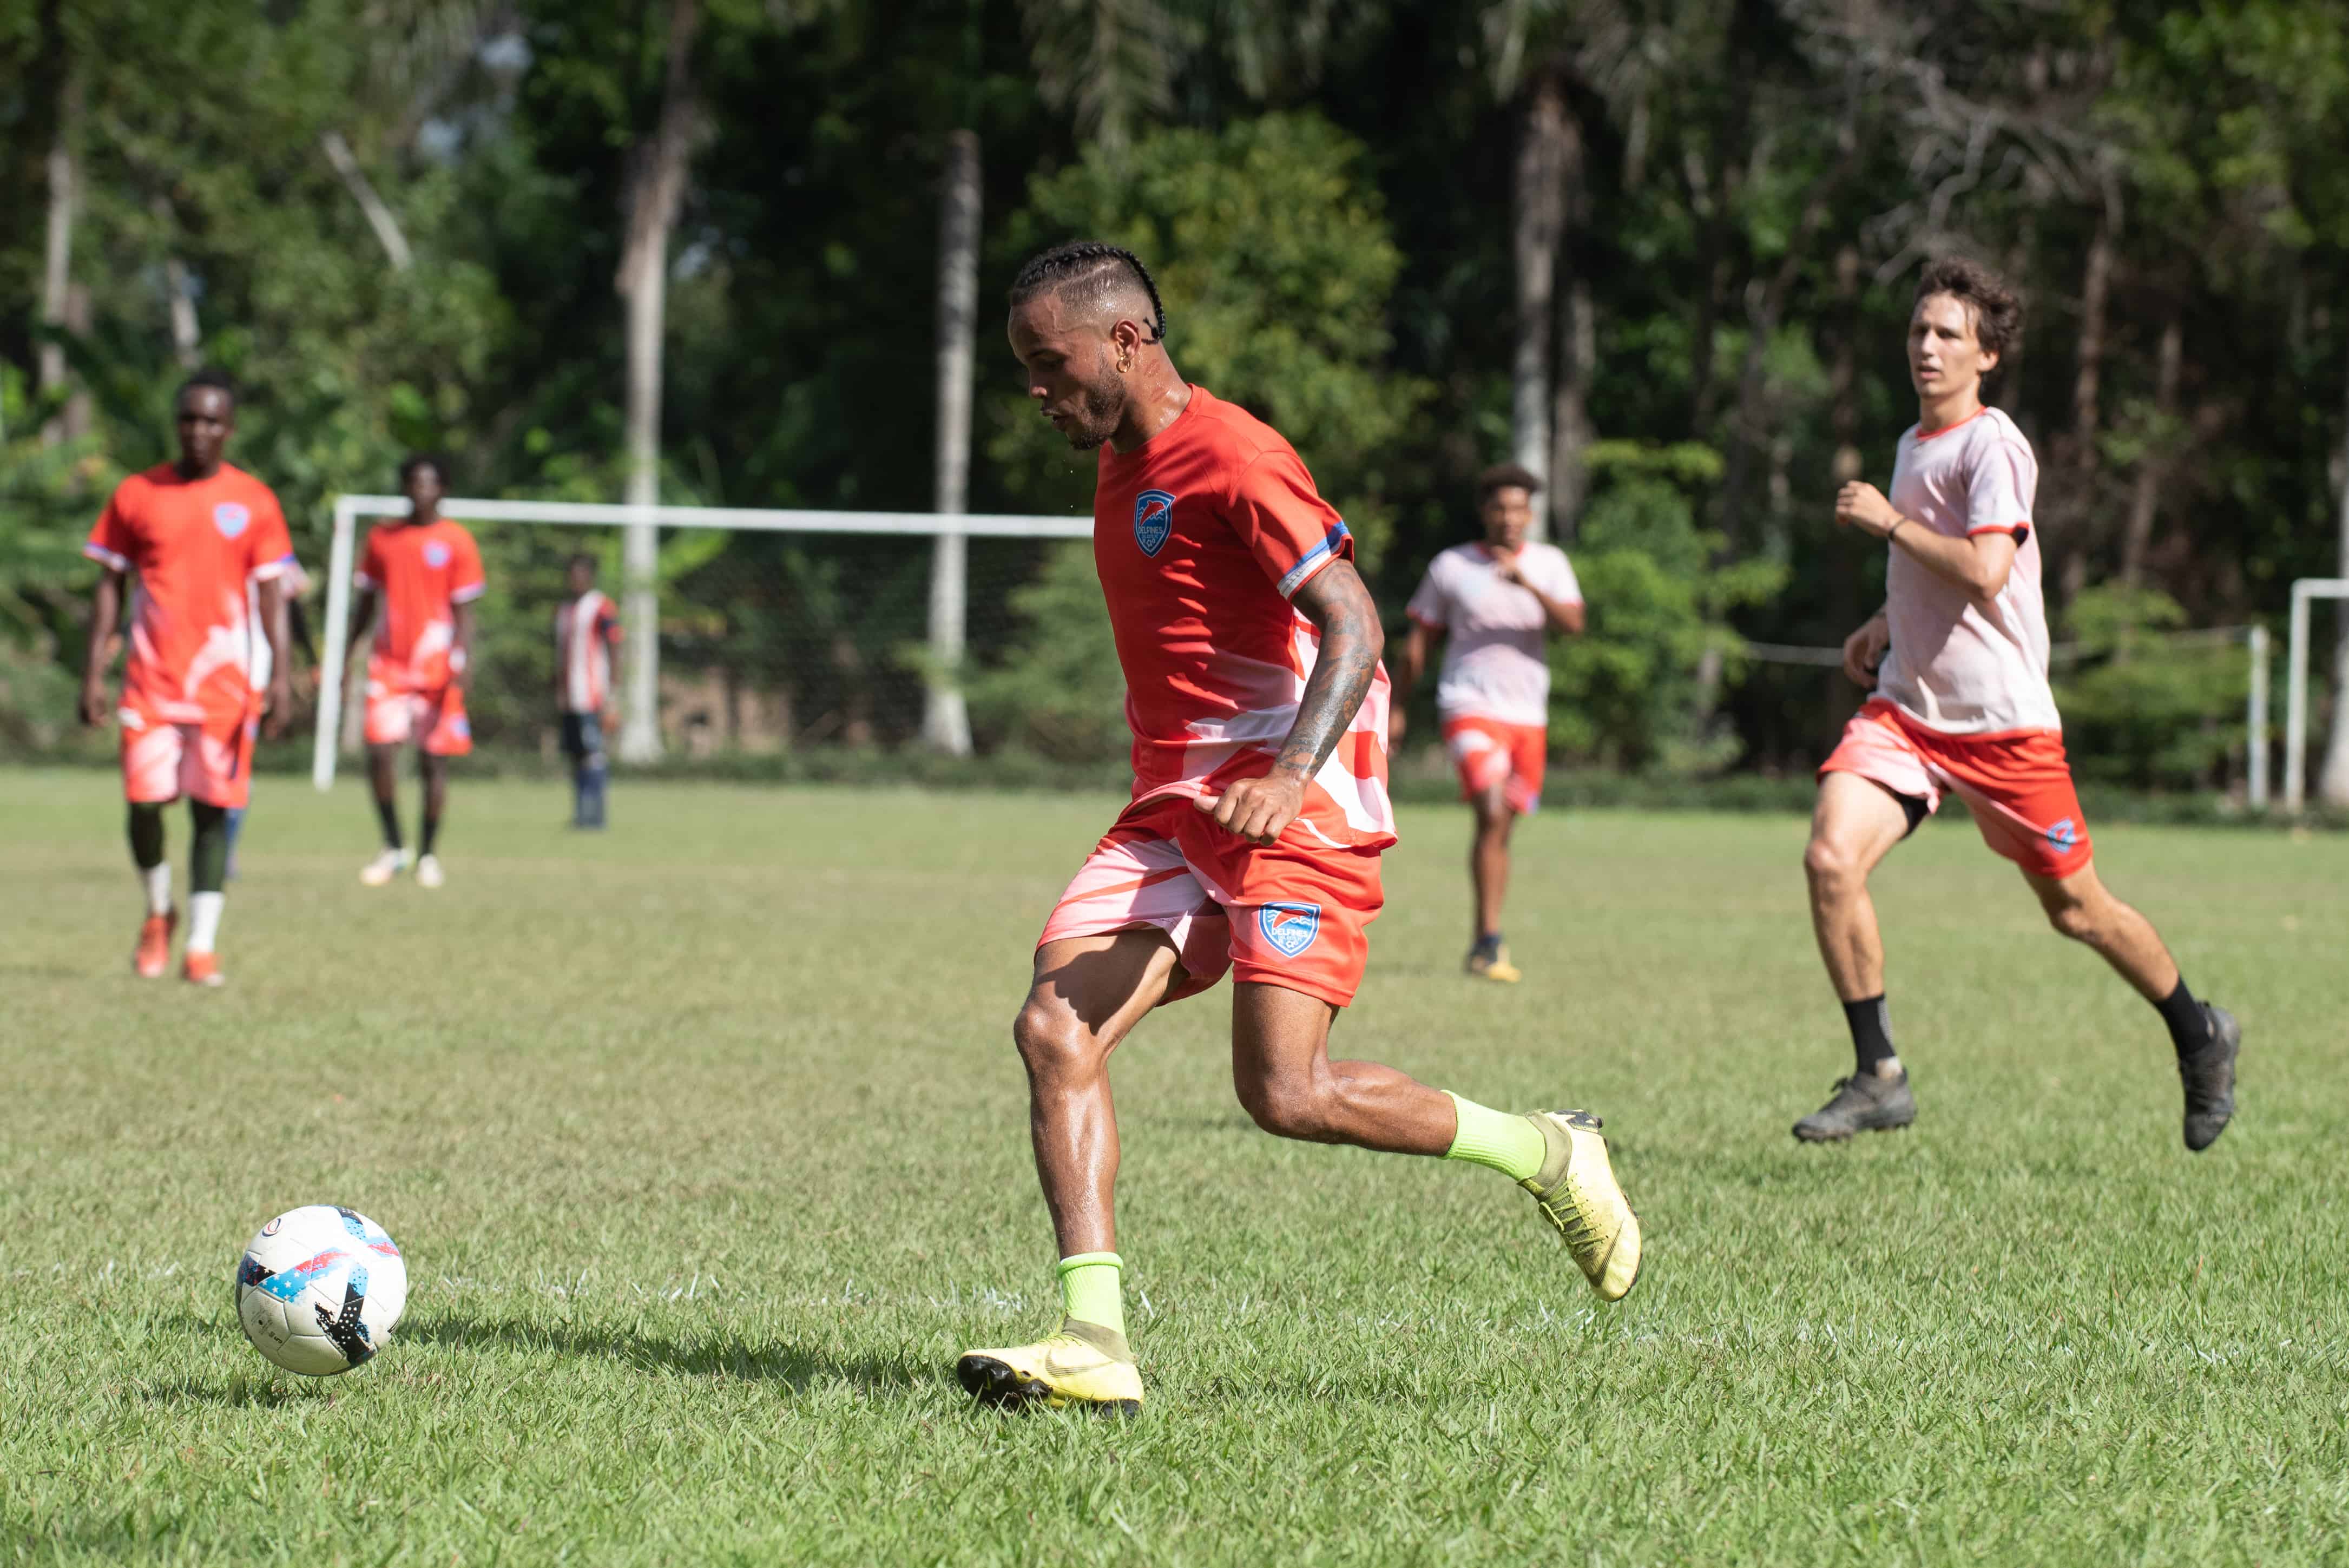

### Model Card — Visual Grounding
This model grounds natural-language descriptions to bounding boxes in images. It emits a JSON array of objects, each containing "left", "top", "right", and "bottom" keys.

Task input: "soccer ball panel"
[{"left": 233, "top": 1206, "right": 407, "bottom": 1376}]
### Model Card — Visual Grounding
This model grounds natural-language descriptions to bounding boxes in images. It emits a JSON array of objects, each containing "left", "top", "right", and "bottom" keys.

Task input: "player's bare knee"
[
  {"left": 1804, "top": 834, "right": 1861, "bottom": 892},
  {"left": 1011, "top": 999, "right": 1102, "bottom": 1080},
  {"left": 1235, "top": 1070, "right": 1333, "bottom": 1141},
  {"left": 2045, "top": 898, "right": 2100, "bottom": 944}
]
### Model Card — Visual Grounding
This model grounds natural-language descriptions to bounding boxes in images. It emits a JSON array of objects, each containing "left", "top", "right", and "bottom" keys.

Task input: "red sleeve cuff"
[{"left": 1965, "top": 523, "right": 2030, "bottom": 542}]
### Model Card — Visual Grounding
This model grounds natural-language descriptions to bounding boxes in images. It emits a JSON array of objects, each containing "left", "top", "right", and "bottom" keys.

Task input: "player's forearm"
[
  {"left": 1537, "top": 592, "right": 1585, "bottom": 636},
  {"left": 288, "top": 598, "right": 318, "bottom": 666},
  {"left": 452, "top": 605, "right": 477, "bottom": 684},
  {"left": 1274, "top": 565, "right": 1384, "bottom": 779},
  {"left": 1891, "top": 522, "right": 2011, "bottom": 601},
  {"left": 1392, "top": 623, "right": 1432, "bottom": 693},
  {"left": 84, "top": 574, "right": 123, "bottom": 686},
  {"left": 259, "top": 578, "right": 291, "bottom": 676}
]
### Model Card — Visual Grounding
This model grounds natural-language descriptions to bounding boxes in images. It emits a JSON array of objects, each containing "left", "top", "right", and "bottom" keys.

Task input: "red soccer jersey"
[
  {"left": 357, "top": 519, "right": 485, "bottom": 693},
  {"left": 552, "top": 589, "right": 622, "bottom": 713},
  {"left": 84, "top": 463, "right": 297, "bottom": 724},
  {"left": 1091, "top": 386, "right": 1395, "bottom": 849}
]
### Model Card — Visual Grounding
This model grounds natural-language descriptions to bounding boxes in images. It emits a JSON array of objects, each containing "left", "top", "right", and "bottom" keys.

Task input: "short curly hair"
[{"left": 1915, "top": 256, "right": 2022, "bottom": 362}]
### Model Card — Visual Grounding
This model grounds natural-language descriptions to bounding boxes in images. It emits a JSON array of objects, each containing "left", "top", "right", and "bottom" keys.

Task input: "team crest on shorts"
[
  {"left": 213, "top": 503, "right": 250, "bottom": 538},
  {"left": 1257, "top": 901, "right": 1321, "bottom": 958},
  {"left": 424, "top": 541, "right": 452, "bottom": 568},
  {"left": 2046, "top": 818, "right": 2078, "bottom": 850},
  {"left": 1133, "top": 489, "right": 1176, "bottom": 557}
]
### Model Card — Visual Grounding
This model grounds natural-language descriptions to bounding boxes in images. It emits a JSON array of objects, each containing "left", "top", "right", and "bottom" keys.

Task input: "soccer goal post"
[
  {"left": 311, "top": 495, "right": 1093, "bottom": 791},
  {"left": 2284, "top": 576, "right": 2349, "bottom": 813}
]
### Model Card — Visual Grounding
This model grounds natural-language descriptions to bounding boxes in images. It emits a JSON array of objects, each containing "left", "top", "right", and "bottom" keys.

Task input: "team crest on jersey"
[
  {"left": 213, "top": 503, "right": 250, "bottom": 539},
  {"left": 1133, "top": 489, "right": 1177, "bottom": 557},
  {"left": 2046, "top": 818, "right": 2078, "bottom": 851},
  {"left": 424, "top": 541, "right": 452, "bottom": 569},
  {"left": 1257, "top": 901, "right": 1321, "bottom": 958}
]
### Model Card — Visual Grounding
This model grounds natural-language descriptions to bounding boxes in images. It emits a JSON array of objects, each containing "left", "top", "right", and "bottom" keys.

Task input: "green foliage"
[
  {"left": 992, "top": 111, "right": 1426, "bottom": 565},
  {"left": 1550, "top": 444, "right": 1786, "bottom": 772},
  {"left": 964, "top": 541, "right": 1127, "bottom": 761},
  {"left": 2054, "top": 584, "right": 2251, "bottom": 790}
]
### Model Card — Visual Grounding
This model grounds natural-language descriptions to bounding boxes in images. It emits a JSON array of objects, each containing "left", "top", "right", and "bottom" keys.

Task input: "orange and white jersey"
[
  {"left": 1090, "top": 386, "right": 1394, "bottom": 852},
  {"left": 357, "top": 519, "right": 484, "bottom": 693},
  {"left": 552, "top": 590, "right": 622, "bottom": 713},
  {"left": 84, "top": 463, "right": 296, "bottom": 725}
]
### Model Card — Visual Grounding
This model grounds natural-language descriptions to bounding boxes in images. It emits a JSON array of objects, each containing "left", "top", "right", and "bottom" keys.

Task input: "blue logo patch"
[
  {"left": 1134, "top": 489, "right": 1177, "bottom": 557},
  {"left": 213, "top": 503, "right": 250, "bottom": 539},
  {"left": 2047, "top": 818, "right": 2078, "bottom": 850},
  {"left": 1257, "top": 901, "right": 1321, "bottom": 959},
  {"left": 424, "top": 541, "right": 452, "bottom": 569}
]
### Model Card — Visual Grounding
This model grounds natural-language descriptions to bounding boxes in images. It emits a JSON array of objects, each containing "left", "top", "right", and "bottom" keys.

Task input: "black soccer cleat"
[
  {"left": 1793, "top": 1070, "right": 1917, "bottom": 1142},
  {"left": 2178, "top": 1004, "right": 2240, "bottom": 1153}
]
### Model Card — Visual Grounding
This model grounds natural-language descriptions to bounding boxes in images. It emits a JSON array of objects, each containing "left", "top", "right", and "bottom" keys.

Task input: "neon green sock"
[
  {"left": 1057, "top": 1252, "right": 1124, "bottom": 1337},
  {"left": 1444, "top": 1092, "right": 1547, "bottom": 1182}
]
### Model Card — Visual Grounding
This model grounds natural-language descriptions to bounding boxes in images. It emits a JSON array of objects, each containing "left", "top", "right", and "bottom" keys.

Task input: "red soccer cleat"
[
  {"left": 181, "top": 951, "right": 224, "bottom": 987},
  {"left": 134, "top": 911, "right": 176, "bottom": 979}
]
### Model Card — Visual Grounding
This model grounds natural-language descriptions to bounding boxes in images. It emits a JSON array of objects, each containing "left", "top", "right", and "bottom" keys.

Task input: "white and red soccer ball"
[{"left": 234, "top": 1206, "right": 407, "bottom": 1376}]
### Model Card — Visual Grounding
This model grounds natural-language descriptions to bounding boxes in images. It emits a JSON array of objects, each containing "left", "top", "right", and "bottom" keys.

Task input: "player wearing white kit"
[
  {"left": 1392, "top": 464, "right": 1584, "bottom": 983},
  {"left": 1794, "top": 257, "right": 2240, "bottom": 1150}
]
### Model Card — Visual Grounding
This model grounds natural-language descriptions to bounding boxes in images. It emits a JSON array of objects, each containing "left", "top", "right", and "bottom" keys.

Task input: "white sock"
[
  {"left": 187, "top": 892, "right": 225, "bottom": 954},
  {"left": 141, "top": 863, "right": 173, "bottom": 918}
]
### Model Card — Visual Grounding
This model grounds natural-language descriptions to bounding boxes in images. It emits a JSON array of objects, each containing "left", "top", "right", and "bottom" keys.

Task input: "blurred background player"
[
  {"left": 224, "top": 557, "right": 315, "bottom": 879},
  {"left": 1798, "top": 258, "right": 2240, "bottom": 1149},
  {"left": 1392, "top": 463, "right": 1585, "bottom": 983},
  {"left": 77, "top": 370, "right": 294, "bottom": 985},
  {"left": 552, "top": 552, "right": 621, "bottom": 828},
  {"left": 347, "top": 456, "right": 483, "bottom": 889},
  {"left": 953, "top": 243, "right": 1641, "bottom": 1415}
]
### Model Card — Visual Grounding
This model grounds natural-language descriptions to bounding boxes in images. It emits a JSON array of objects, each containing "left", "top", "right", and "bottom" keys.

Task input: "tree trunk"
[
  {"left": 153, "top": 197, "right": 200, "bottom": 370},
  {"left": 1827, "top": 245, "right": 1861, "bottom": 485},
  {"left": 923, "top": 128, "right": 981, "bottom": 755},
  {"left": 2318, "top": 332, "right": 2349, "bottom": 808},
  {"left": 1549, "top": 273, "right": 1595, "bottom": 542},
  {"left": 2118, "top": 304, "right": 2182, "bottom": 587},
  {"left": 321, "top": 131, "right": 414, "bottom": 271},
  {"left": 1510, "top": 71, "right": 1572, "bottom": 533},
  {"left": 613, "top": 0, "right": 705, "bottom": 765},
  {"left": 1688, "top": 0, "right": 1764, "bottom": 434},
  {"left": 38, "top": 55, "right": 79, "bottom": 445},
  {"left": 2057, "top": 199, "right": 2114, "bottom": 604}
]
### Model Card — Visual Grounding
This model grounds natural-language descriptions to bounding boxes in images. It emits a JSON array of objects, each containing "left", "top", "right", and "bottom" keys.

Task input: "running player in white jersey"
[
  {"left": 1794, "top": 257, "right": 2239, "bottom": 1150},
  {"left": 1392, "top": 464, "right": 1584, "bottom": 982},
  {"left": 552, "top": 552, "right": 621, "bottom": 828}
]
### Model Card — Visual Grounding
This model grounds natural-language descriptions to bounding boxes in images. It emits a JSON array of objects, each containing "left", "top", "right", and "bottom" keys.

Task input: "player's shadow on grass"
[{"left": 400, "top": 1313, "right": 926, "bottom": 1394}]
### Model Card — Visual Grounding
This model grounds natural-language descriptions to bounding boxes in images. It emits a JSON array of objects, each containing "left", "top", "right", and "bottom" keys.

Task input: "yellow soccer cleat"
[
  {"left": 1523, "top": 1109, "right": 1642, "bottom": 1301},
  {"left": 956, "top": 1318, "right": 1143, "bottom": 1415},
  {"left": 1465, "top": 936, "right": 1522, "bottom": 984}
]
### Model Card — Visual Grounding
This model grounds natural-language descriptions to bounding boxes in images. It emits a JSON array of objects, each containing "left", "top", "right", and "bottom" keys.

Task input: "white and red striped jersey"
[{"left": 553, "top": 590, "right": 622, "bottom": 714}]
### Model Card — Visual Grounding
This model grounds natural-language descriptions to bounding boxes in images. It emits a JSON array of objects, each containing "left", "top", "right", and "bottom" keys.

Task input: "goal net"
[{"left": 310, "top": 497, "right": 1091, "bottom": 789}]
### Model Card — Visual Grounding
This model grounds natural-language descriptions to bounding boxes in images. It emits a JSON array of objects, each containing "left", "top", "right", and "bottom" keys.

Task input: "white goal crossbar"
[
  {"left": 2285, "top": 577, "right": 2349, "bottom": 813},
  {"left": 311, "top": 494, "right": 1092, "bottom": 790}
]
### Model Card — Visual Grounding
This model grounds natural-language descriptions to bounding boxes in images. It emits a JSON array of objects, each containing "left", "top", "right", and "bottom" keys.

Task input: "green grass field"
[{"left": 3, "top": 768, "right": 2344, "bottom": 1565}]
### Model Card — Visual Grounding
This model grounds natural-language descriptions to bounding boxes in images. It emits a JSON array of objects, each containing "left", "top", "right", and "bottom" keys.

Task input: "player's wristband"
[{"left": 1886, "top": 517, "right": 1909, "bottom": 544}]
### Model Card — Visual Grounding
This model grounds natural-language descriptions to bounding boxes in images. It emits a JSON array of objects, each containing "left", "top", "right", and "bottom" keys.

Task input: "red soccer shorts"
[
  {"left": 119, "top": 702, "right": 255, "bottom": 810},
  {"left": 1442, "top": 715, "right": 1547, "bottom": 815},
  {"left": 1820, "top": 699, "right": 2093, "bottom": 879},
  {"left": 364, "top": 682, "right": 473, "bottom": 756},
  {"left": 1038, "top": 793, "right": 1384, "bottom": 1009}
]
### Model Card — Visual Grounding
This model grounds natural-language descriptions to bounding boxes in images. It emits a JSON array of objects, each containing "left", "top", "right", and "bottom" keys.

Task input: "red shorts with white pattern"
[
  {"left": 119, "top": 701, "right": 255, "bottom": 810},
  {"left": 364, "top": 682, "right": 473, "bottom": 756},
  {"left": 1820, "top": 699, "right": 2093, "bottom": 879},
  {"left": 1441, "top": 715, "right": 1547, "bottom": 814},
  {"left": 1038, "top": 793, "right": 1384, "bottom": 1010}
]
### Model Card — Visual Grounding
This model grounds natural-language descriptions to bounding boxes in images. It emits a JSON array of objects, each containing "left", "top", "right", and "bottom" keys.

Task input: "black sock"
[
  {"left": 188, "top": 802, "right": 229, "bottom": 894},
  {"left": 421, "top": 811, "right": 442, "bottom": 858},
  {"left": 127, "top": 803, "right": 167, "bottom": 869},
  {"left": 374, "top": 795, "right": 403, "bottom": 851},
  {"left": 1844, "top": 994, "right": 1898, "bottom": 1076},
  {"left": 2155, "top": 977, "right": 2213, "bottom": 1057}
]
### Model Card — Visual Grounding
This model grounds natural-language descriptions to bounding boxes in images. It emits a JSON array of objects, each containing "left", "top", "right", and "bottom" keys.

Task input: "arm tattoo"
[{"left": 1276, "top": 562, "right": 1384, "bottom": 779}]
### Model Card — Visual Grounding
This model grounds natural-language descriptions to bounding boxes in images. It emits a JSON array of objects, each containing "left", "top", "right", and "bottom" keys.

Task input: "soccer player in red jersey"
[
  {"left": 346, "top": 456, "right": 484, "bottom": 890},
  {"left": 1796, "top": 258, "right": 2239, "bottom": 1149},
  {"left": 78, "top": 370, "right": 295, "bottom": 986},
  {"left": 953, "top": 244, "right": 1642, "bottom": 1414},
  {"left": 1392, "top": 463, "right": 1586, "bottom": 983},
  {"left": 551, "top": 552, "right": 622, "bottom": 828}
]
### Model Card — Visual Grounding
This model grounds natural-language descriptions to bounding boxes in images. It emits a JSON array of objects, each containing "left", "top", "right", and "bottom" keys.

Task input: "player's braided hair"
[{"left": 1009, "top": 241, "right": 1168, "bottom": 344}]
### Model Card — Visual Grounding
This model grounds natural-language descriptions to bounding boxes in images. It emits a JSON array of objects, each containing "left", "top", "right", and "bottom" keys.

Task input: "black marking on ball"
[{"left": 315, "top": 1274, "right": 377, "bottom": 1366}]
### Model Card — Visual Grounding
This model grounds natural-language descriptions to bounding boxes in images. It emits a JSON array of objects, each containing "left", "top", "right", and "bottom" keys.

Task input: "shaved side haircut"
[{"left": 1009, "top": 242, "right": 1169, "bottom": 343}]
